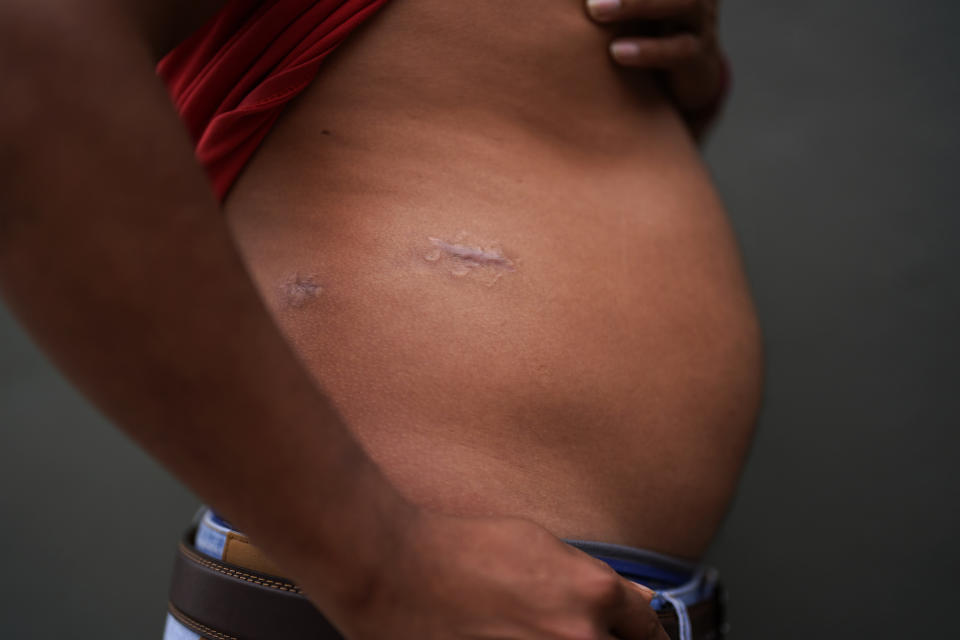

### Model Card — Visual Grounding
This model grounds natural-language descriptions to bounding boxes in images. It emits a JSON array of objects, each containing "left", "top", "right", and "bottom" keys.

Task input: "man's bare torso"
[{"left": 221, "top": 0, "right": 762, "bottom": 559}]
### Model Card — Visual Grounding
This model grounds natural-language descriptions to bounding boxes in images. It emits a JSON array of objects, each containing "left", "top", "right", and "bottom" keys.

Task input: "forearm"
[{"left": 0, "top": 1, "right": 413, "bottom": 611}]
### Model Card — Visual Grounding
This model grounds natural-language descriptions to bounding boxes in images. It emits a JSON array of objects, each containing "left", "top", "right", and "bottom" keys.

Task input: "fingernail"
[
  {"left": 587, "top": 0, "right": 622, "bottom": 18},
  {"left": 628, "top": 581, "right": 656, "bottom": 598},
  {"left": 609, "top": 40, "right": 640, "bottom": 61}
]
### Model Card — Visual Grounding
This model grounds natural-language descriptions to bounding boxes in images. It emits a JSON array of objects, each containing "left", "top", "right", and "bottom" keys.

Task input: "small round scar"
[
  {"left": 279, "top": 273, "right": 324, "bottom": 308},
  {"left": 423, "top": 232, "right": 517, "bottom": 286}
]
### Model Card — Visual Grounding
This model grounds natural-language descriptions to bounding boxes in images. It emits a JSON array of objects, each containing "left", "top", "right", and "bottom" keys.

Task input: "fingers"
[
  {"left": 586, "top": 0, "right": 700, "bottom": 23},
  {"left": 585, "top": 0, "right": 715, "bottom": 71},
  {"left": 608, "top": 33, "right": 703, "bottom": 69},
  {"left": 606, "top": 579, "right": 670, "bottom": 640}
]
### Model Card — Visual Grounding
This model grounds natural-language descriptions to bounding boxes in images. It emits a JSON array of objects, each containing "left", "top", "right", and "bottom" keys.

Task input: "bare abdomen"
[
  {"left": 220, "top": 3, "right": 762, "bottom": 557},
  {"left": 221, "top": 107, "right": 760, "bottom": 559}
]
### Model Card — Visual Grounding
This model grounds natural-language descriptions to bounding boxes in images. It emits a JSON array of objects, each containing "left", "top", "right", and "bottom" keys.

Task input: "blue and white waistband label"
[{"left": 194, "top": 510, "right": 228, "bottom": 561}]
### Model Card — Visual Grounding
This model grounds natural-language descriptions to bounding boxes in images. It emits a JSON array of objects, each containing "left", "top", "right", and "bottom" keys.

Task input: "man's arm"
[
  {"left": 0, "top": 0, "right": 413, "bottom": 612},
  {"left": 0, "top": 3, "right": 667, "bottom": 637}
]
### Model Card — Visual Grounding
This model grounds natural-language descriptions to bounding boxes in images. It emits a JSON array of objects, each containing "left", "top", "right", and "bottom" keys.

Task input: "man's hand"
[
  {"left": 585, "top": 0, "right": 730, "bottom": 139},
  {"left": 324, "top": 511, "right": 669, "bottom": 640}
]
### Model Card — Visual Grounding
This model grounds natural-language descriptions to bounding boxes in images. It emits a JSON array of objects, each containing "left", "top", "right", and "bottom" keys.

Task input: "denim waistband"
[
  {"left": 562, "top": 538, "right": 719, "bottom": 640},
  {"left": 184, "top": 507, "right": 718, "bottom": 640}
]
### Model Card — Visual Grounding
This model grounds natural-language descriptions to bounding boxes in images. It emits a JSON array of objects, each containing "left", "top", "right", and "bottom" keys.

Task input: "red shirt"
[{"left": 158, "top": 0, "right": 390, "bottom": 201}]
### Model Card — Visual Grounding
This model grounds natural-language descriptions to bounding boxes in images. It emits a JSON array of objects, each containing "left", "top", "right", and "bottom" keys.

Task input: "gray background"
[{"left": 2, "top": 1, "right": 958, "bottom": 637}]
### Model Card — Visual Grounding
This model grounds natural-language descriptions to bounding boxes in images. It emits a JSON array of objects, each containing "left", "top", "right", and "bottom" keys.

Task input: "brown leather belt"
[{"left": 169, "top": 528, "right": 726, "bottom": 640}]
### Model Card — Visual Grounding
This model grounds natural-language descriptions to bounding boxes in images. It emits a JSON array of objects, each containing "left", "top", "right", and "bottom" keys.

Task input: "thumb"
[
  {"left": 607, "top": 578, "right": 669, "bottom": 640},
  {"left": 623, "top": 579, "right": 656, "bottom": 602}
]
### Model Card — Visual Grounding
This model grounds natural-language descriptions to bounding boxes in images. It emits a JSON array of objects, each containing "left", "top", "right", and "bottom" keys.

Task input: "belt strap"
[
  {"left": 170, "top": 527, "right": 724, "bottom": 640},
  {"left": 169, "top": 529, "right": 343, "bottom": 639}
]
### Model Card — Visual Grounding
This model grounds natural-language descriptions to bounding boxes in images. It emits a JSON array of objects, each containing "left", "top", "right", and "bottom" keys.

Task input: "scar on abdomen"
[
  {"left": 279, "top": 273, "right": 323, "bottom": 308},
  {"left": 423, "top": 232, "right": 516, "bottom": 285}
]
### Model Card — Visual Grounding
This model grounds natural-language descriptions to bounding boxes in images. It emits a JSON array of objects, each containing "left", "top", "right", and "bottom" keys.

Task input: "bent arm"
[{"left": 0, "top": 0, "right": 414, "bottom": 613}]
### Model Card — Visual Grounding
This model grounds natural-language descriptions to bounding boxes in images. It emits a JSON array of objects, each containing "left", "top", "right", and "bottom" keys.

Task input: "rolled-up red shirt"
[{"left": 158, "top": 0, "right": 390, "bottom": 201}]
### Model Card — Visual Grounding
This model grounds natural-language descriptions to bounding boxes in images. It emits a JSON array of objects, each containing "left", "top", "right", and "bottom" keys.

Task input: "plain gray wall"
[{"left": 1, "top": 1, "right": 957, "bottom": 637}]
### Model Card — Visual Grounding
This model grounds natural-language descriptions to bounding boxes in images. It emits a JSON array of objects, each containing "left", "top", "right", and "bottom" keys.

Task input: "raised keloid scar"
[
  {"left": 279, "top": 273, "right": 323, "bottom": 308},
  {"left": 423, "top": 232, "right": 516, "bottom": 285}
]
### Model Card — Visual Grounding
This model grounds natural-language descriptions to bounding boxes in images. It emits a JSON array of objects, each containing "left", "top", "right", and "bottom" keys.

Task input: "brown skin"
[{"left": 0, "top": 1, "right": 757, "bottom": 639}]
